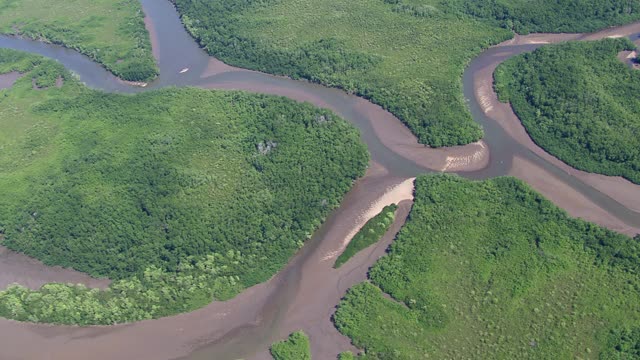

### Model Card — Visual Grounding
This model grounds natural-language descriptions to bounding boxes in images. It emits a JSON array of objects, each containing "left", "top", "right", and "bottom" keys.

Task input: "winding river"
[{"left": 0, "top": 1, "right": 639, "bottom": 359}]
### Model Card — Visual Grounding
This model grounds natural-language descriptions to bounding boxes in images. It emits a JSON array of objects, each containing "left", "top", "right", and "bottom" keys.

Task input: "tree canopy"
[
  {"left": 334, "top": 175, "right": 640, "bottom": 358},
  {"left": 0, "top": 49, "right": 368, "bottom": 324},
  {"left": 495, "top": 38, "right": 640, "bottom": 184},
  {"left": 172, "top": 0, "right": 640, "bottom": 147}
]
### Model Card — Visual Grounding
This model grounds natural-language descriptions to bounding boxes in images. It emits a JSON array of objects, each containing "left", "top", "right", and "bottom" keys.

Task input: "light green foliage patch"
[
  {"left": 334, "top": 204, "right": 397, "bottom": 268},
  {"left": 0, "top": 49, "right": 368, "bottom": 324},
  {"left": 270, "top": 331, "right": 312, "bottom": 360},
  {"left": 338, "top": 351, "right": 356, "bottom": 360},
  {"left": 0, "top": 0, "right": 157, "bottom": 81},
  {"left": 495, "top": 38, "right": 640, "bottom": 184},
  {"left": 334, "top": 175, "right": 640, "bottom": 359}
]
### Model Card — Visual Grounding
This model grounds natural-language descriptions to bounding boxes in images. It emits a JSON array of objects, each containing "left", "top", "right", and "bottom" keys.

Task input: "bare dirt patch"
[{"left": 0, "top": 71, "right": 23, "bottom": 89}]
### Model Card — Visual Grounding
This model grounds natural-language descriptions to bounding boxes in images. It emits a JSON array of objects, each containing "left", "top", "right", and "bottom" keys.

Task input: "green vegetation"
[
  {"left": 338, "top": 351, "right": 356, "bottom": 360},
  {"left": 270, "top": 331, "right": 312, "bottom": 360},
  {"left": 334, "top": 175, "right": 640, "bottom": 359},
  {"left": 173, "top": 0, "right": 640, "bottom": 147},
  {"left": 436, "top": 0, "right": 640, "bottom": 33},
  {"left": 0, "top": 0, "right": 157, "bottom": 81},
  {"left": 0, "top": 49, "right": 368, "bottom": 324},
  {"left": 334, "top": 204, "right": 397, "bottom": 269},
  {"left": 495, "top": 38, "right": 640, "bottom": 184},
  {"left": 600, "top": 327, "right": 640, "bottom": 359}
]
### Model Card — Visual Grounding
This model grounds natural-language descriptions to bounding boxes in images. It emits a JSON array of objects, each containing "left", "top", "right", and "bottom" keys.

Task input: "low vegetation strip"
[
  {"left": 334, "top": 175, "right": 640, "bottom": 359},
  {"left": 270, "top": 331, "right": 311, "bottom": 360},
  {"left": 495, "top": 38, "right": 640, "bottom": 184},
  {"left": 334, "top": 204, "right": 397, "bottom": 269},
  {"left": 0, "top": 49, "right": 368, "bottom": 324},
  {"left": 0, "top": 0, "right": 158, "bottom": 81},
  {"left": 172, "top": 0, "right": 640, "bottom": 147}
]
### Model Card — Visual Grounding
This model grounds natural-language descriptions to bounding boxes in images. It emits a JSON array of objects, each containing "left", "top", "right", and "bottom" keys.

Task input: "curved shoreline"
[
  {"left": 0, "top": 166, "right": 414, "bottom": 360},
  {"left": 0, "top": 2, "right": 638, "bottom": 359},
  {"left": 0, "top": 245, "right": 110, "bottom": 290},
  {"left": 471, "top": 24, "right": 640, "bottom": 218}
]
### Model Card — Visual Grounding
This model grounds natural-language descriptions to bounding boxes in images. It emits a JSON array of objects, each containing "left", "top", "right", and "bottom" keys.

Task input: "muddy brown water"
[{"left": 0, "top": 1, "right": 638, "bottom": 359}]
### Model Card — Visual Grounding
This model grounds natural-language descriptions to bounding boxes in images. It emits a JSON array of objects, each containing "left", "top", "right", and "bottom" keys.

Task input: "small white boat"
[{"left": 179, "top": 68, "right": 189, "bottom": 74}]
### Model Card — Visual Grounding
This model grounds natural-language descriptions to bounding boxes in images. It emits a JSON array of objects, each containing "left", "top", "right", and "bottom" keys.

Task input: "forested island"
[
  {"left": 334, "top": 175, "right": 640, "bottom": 359},
  {"left": 495, "top": 38, "right": 640, "bottom": 184},
  {"left": 270, "top": 331, "right": 312, "bottom": 360},
  {"left": 0, "top": 0, "right": 157, "bottom": 81},
  {"left": 172, "top": 0, "right": 640, "bottom": 147},
  {"left": 334, "top": 204, "right": 397, "bottom": 269},
  {"left": 0, "top": 49, "right": 368, "bottom": 324}
]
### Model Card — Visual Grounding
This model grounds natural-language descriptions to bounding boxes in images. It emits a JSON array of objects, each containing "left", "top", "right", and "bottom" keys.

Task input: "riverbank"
[
  {"left": 0, "top": 164, "right": 415, "bottom": 360},
  {"left": 470, "top": 22, "right": 640, "bottom": 229},
  {"left": 0, "top": 246, "right": 110, "bottom": 290}
]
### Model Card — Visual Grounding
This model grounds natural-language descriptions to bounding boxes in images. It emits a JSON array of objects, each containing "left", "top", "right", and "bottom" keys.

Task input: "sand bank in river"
[
  {"left": 200, "top": 58, "right": 242, "bottom": 78},
  {"left": 199, "top": 78, "right": 490, "bottom": 174},
  {"left": 143, "top": 13, "right": 160, "bottom": 62},
  {"left": 473, "top": 23, "right": 640, "bottom": 216},
  {"left": 358, "top": 97, "right": 490, "bottom": 172},
  {"left": 321, "top": 177, "right": 414, "bottom": 262},
  {"left": 0, "top": 165, "right": 414, "bottom": 360}
]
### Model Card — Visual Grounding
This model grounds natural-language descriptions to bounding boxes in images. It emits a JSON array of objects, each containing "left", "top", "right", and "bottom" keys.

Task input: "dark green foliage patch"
[{"left": 495, "top": 38, "right": 640, "bottom": 184}]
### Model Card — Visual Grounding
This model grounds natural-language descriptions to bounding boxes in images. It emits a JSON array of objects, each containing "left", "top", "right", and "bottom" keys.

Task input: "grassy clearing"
[
  {"left": 0, "top": 49, "right": 368, "bottom": 324},
  {"left": 270, "top": 331, "right": 312, "bottom": 360},
  {"left": 0, "top": 0, "right": 157, "bottom": 81},
  {"left": 495, "top": 38, "right": 640, "bottom": 184},
  {"left": 173, "top": 0, "right": 640, "bottom": 147},
  {"left": 334, "top": 204, "right": 397, "bottom": 269},
  {"left": 334, "top": 175, "right": 640, "bottom": 359}
]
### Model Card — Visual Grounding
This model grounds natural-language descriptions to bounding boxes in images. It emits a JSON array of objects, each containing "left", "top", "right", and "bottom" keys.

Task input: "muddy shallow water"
[{"left": 0, "top": 1, "right": 638, "bottom": 359}]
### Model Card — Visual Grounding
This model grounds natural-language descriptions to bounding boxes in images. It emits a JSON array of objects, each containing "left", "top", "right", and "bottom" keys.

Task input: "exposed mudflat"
[
  {"left": 509, "top": 156, "right": 640, "bottom": 236},
  {"left": 0, "top": 246, "right": 110, "bottom": 290},
  {"left": 0, "top": 71, "right": 22, "bottom": 89},
  {"left": 0, "top": 164, "right": 415, "bottom": 360},
  {"left": 472, "top": 22, "right": 640, "bottom": 219}
]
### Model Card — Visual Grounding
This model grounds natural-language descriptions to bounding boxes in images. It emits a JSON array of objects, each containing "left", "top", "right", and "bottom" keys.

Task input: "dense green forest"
[
  {"left": 0, "top": 49, "right": 368, "bottom": 324},
  {"left": 495, "top": 38, "right": 640, "bottom": 184},
  {"left": 0, "top": 0, "right": 157, "bottom": 81},
  {"left": 333, "top": 175, "right": 640, "bottom": 359},
  {"left": 432, "top": 0, "right": 640, "bottom": 33},
  {"left": 172, "top": 0, "right": 640, "bottom": 147},
  {"left": 334, "top": 204, "right": 397, "bottom": 269},
  {"left": 270, "top": 331, "right": 312, "bottom": 360}
]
